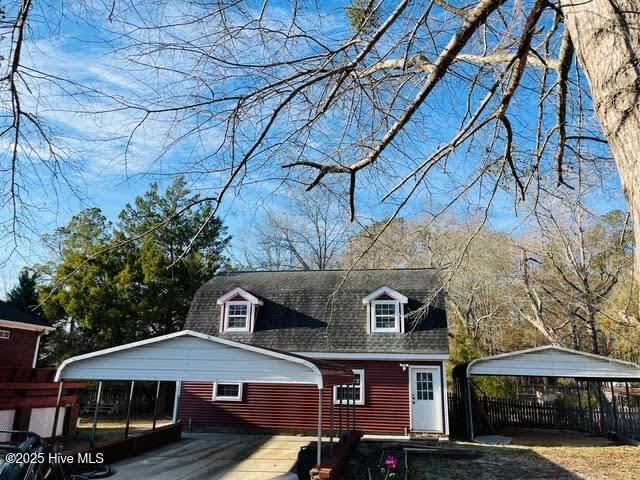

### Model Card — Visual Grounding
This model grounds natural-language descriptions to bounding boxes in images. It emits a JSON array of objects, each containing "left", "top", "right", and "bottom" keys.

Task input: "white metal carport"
[
  {"left": 54, "top": 330, "right": 355, "bottom": 465},
  {"left": 461, "top": 346, "right": 640, "bottom": 439}
]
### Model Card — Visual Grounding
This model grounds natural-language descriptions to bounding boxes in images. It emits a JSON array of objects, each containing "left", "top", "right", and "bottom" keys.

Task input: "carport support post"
[
  {"left": 90, "top": 381, "right": 103, "bottom": 447},
  {"left": 173, "top": 380, "right": 182, "bottom": 424},
  {"left": 124, "top": 380, "right": 135, "bottom": 438},
  {"left": 352, "top": 383, "right": 356, "bottom": 432},
  {"left": 575, "top": 379, "right": 584, "bottom": 429},
  {"left": 587, "top": 380, "right": 595, "bottom": 430},
  {"left": 329, "top": 399, "right": 334, "bottom": 455},
  {"left": 152, "top": 380, "right": 161, "bottom": 430},
  {"left": 610, "top": 382, "right": 618, "bottom": 431},
  {"left": 346, "top": 385, "right": 350, "bottom": 434},
  {"left": 51, "top": 380, "right": 64, "bottom": 439},
  {"left": 339, "top": 388, "right": 343, "bottom": 438},
  {"left": 466, "top": 376, "right": 475, "bottom": 440},
  {"left": 317, "top": 388, "right": 323, "bottom": 467},
  {"left": 597, "top": 381, "right": 605, "bottom": 433}
]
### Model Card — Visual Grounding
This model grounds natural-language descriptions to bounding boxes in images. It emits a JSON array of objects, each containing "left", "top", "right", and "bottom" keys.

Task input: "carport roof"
[
  {"left": 466, "top": 345, "right": 640, "bottom": 380},
  {"left": 55, "top": 330, "right": 354, "bottom": 388}
]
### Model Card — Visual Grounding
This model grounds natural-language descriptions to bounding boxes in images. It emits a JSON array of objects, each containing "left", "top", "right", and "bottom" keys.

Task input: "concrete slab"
[{"left": 109, "top": 432, "right": 313, "bottom": 480}]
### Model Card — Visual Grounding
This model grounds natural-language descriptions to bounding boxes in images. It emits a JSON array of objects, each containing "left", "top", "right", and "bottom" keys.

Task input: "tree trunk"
[
  {"left": 561, "top": 0, "right": 640, "bottom": 274},
  {"left": 587, "top": 309, "right": 600, "bottom": 354}
]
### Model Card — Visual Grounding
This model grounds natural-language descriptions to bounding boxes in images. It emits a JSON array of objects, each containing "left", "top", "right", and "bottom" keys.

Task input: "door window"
[{"left": 416, "top": 372, "right": 434, "bottom": 400}]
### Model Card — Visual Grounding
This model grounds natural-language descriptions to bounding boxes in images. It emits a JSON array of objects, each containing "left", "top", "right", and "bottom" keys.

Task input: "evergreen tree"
[
  {"left": 40, "top": 178, "right": 230, "bottom": 364},
  {"left": 7, "top": 268, "right": 45, "bottom": 319}
]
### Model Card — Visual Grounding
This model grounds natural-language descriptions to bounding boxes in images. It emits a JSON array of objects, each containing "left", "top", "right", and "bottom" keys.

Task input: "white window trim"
[
  {"left": 333, "top": 369, "right": 365, "bottom": 406},
  {"left": 212, "top": 382, "right": 244, "bottom": 402},
  {"left": 0, "top": 329, "right": 10, "bottom": 340},
  {"left": 216, "top": 287, "right": 263, "bottom": 306},
  {"left": 371, "top": 300, "right": 403, "bottom": 333},
  {"left": 223, "top": 301, "right": 251, "bottom": 332},
  {"left": 362, "top": 286, "right": 408, "bottom": 304}
]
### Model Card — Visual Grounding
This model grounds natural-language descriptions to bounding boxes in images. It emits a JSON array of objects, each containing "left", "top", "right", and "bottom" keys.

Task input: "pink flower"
[{"left": 384, "top": 455, "right": 399, "bottom": 472}]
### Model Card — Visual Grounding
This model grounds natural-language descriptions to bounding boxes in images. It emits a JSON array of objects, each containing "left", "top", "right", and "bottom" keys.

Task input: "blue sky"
[{"left": 0, "top": 0, "right": 628, "bottom": 295}]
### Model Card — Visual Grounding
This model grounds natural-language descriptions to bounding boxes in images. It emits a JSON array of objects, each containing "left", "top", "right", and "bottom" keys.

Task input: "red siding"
[
  {"left": 0, "top": 327, "right": 40, "bottom": 368},
  {"left": 180, "top": 360, "right": 443, "bottom": 435}
]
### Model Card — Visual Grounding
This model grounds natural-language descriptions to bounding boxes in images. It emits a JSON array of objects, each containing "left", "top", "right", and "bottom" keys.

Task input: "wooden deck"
[{"left": 110, "top": 432, "right": 313, "bottom": 479}]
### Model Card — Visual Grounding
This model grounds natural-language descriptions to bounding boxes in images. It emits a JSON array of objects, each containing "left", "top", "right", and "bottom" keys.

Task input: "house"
[
  {"left": 179, "top": 268, "right": 449, "bottom": 436},
  {"left": 0, "top": 300, "right": 52, "bottom": 368},
  {"left": 0, "top": 301, "right": 85, "bottom": 440}
]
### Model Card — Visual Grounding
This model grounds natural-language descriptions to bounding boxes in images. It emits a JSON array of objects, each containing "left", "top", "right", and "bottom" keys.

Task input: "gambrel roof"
[{"left": 184, "top": 268, "right": 448, "bottom": 354}]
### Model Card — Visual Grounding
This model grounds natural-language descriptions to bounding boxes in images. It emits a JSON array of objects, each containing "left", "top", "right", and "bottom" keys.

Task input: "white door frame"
[{"left": 408, "top": 365, "right": 446, "bottom": 433}]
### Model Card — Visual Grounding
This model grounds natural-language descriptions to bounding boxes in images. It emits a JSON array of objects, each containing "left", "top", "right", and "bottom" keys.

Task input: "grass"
[{"left": 338, "top": 429, "right": 640, "bottom": 480}]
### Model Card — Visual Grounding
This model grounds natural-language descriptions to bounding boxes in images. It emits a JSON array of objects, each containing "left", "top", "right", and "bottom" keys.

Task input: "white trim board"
[
  {"left": 294, "top": 352, "right": 449, "bottom": 361},
  {"left": 216, "top": 287, "right": 263, "bottom": 305},
  {"left": 362, "top": 286, "right": 408, "bottom": 304},
  {"left": 0, "top": 319, "right": 54, "bottom": 332}
]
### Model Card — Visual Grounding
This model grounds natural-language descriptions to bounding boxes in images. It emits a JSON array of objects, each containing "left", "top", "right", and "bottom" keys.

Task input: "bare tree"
[
  {"left": 1, "top": 0, "right": 638, "bottom": 292},
  {"left": 517, "top": 189, "right": 632, "bottom": 353},
  {"left": 241, "top": 189, "right": 352, "bottom": 270},
  {"left": 344, "top": 218, "right": 532, "bottom": 354}
]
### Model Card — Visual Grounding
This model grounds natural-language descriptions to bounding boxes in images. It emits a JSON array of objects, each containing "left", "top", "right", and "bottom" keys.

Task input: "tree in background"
[
  {"left": 242, "top": 189, "right": 352, "bottom": 271},
  {"left": 39, "top": 178, "right": 230, "bottom": 365},
  {"left": 519, "top": 208, "right": 632, "bottom": 354},
  {"left": 3, "top": 0, "right": 640, "bottom": 300},
  {"left": 118, "top": 177, "right": 229, "bottom": 335},
  {"left": 343, "top": 213, "right": 638, "bottom": 364},
  {"left": 6, "top": 268, "right": 45, "bottom": 319},
  {"left": 343, "top": 218, "right": 536, "bottom": 361},
  {"left": 39, "top": 208, "right": 130, "bottom": 363}
]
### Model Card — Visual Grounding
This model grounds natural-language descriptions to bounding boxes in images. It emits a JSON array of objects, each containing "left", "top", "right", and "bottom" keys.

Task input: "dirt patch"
[
  {"left": 410, "top": 446, "right": 578, "bottom": 480},
  {"left": 61, "top": 416, "right": 173, "bottom": 450},
  {"left": 337, "top": 430, "right": 640, "bottom": 480}
]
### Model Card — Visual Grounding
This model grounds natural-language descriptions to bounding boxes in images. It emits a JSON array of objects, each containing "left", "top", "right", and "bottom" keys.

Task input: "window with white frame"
[
  {"left": 362, "top": 287, "right": 407, "bottom": 334},
  {"left": 224, "top": 301, "right": 250, "bottom": 331},
  {"left": 333, "top": 369, "right": 365, "bottom": 405},
  {"left": 0, "top": 329, "right": 10, "bottom": 340},
  {"left": 213, "top": 382, "right": 243, "bottom": 401},
  {"left": 217, "top": 288, "right": 263, "bottom": 333},
  {"left": 372, "top": 300, "right": 401, "bottom": 332}
]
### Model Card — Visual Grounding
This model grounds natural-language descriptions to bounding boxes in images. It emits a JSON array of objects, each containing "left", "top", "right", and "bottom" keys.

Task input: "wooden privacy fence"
[{"left": 478, "top": 396, "right": 640, "bottom": 434}]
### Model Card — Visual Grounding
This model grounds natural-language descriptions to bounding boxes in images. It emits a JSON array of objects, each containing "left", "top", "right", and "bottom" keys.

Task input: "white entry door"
[{"left": 410, "top": 367, "right": 442, "bottom": 432}]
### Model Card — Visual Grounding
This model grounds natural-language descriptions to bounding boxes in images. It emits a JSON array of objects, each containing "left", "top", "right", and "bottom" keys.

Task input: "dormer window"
[
  {"left": 225, "top": 302, "right": 250, "bottom": 331},
  {"left": 372, "top": 301, "right": 400, "bottom": 332},
  {"left": 217, "top": 287, "right": 263, "bottom": 333},
  {"left": 362, "top": 287, "right": 408, "bottom": 334}
]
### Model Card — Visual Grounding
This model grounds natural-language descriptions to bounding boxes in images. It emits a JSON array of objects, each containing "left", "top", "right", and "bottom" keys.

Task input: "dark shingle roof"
[
  {"left": 0, "top": 301, "right": 50, "bottom": 329},
  {"left": 184, "top": 269, "right": 448, "bottom": 354}
]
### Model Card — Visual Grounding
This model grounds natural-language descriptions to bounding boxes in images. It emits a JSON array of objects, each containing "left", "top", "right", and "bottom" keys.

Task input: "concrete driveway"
[{"left": 110, "top": 432, "right": 312, "bottom": 480}]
